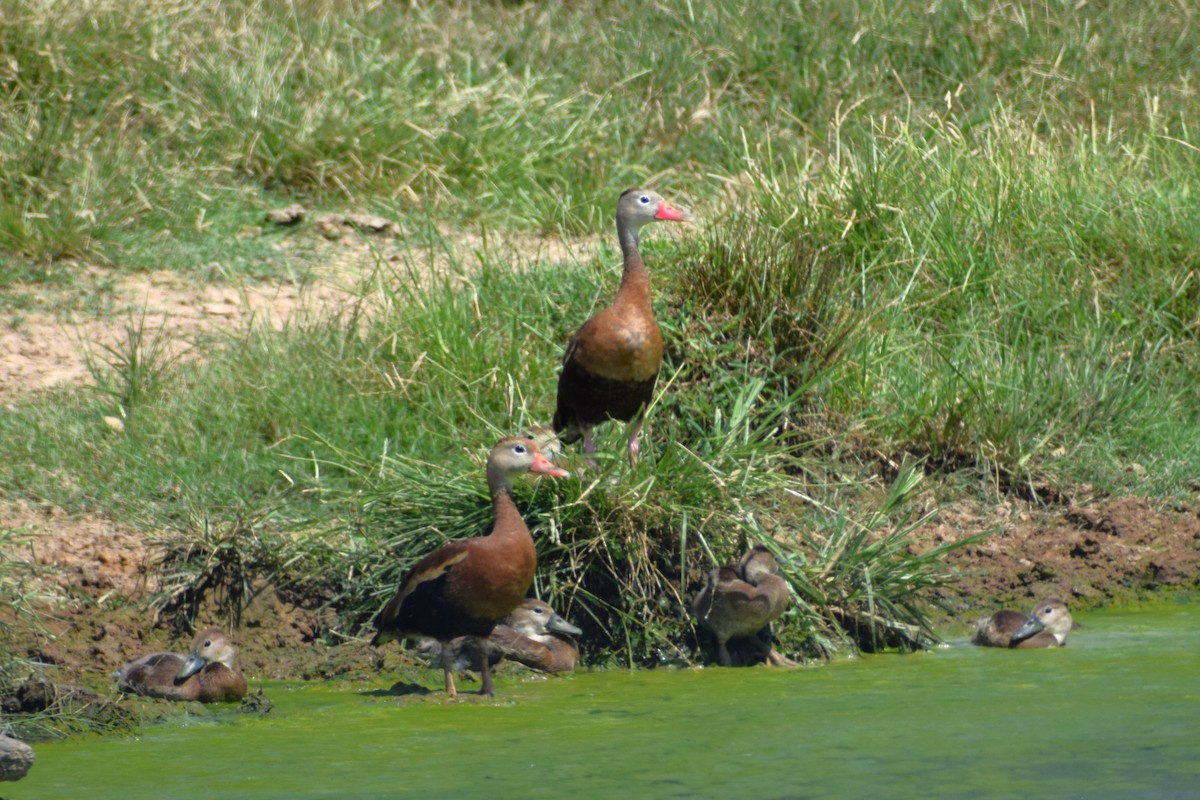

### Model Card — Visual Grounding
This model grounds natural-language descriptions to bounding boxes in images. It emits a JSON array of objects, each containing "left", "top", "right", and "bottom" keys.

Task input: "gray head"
[
  {"left": 1012, "top": 598, "right": 1073, "bottom": 645},
  {"left": 486, "top": 436, "right": 570, "bottom": 493},
  {"left": 505, "top": 598, "right": 582, "bottom": 638},
  {"left": 616, "top": 188, "right": 690, "bottom": 244},
  {"left": 738, "top": 545, "right": 781, "bottom": 585},
  {"left": 175, "top": 626, "right": 237, "bottom": 681}
]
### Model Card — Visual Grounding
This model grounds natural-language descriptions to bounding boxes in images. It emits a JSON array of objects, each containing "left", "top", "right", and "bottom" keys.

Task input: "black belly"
[
  {"left": 554, "top": 361, "right": 658, "bottom": 435},
  {"left": 384, "top": 575, "right": 500, "bottom": 642}
]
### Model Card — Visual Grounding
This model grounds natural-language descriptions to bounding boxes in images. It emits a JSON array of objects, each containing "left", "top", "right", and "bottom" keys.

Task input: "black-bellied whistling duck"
[
  {"left": 370, "top": 437, "right": 569, "bottom": 696},
  {"left": 422, "top": 597, "right": 583, "bottom": 675},
  {"left": 973, "top": 598, "right": 1073, "bottom": 648},
  {"left": 552, "top": 188, "right": 690, "bottom": 466},
  {"left": 116, "top": 626, "right": 248, "bottom": 702},
  {"left": 692, "top": 546, "right": 796, "bottom": 667}
]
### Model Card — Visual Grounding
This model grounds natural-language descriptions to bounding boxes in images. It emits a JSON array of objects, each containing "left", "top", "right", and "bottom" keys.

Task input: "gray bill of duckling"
[{"left": 973, "top": 598, "right": 1073, "bottom": 648}]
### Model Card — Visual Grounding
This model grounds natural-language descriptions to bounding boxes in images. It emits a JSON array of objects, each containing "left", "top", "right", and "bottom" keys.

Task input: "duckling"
[
  {"left": 489, "top": 598, "right": 583, "bottom": 673},
  {"left": 422, "top": 598, "right": 583, "bottom": 675},
  {"left": 693, "top": 546, "right": 796, "bottom": 667},
  {"left": 117, "top": 626, "right": 247, "bottom": 702},
  {"left": 973, "top": 598, "right": 1073, "bottom": 648}
]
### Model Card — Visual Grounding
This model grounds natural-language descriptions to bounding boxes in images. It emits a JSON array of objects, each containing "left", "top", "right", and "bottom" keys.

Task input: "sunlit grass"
[{"left": 1, "top": 0, "right": 1198, "bottom": 663}]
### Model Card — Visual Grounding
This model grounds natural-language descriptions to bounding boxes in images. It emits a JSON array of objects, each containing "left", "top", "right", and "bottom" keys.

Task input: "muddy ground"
[{"left": 2, "top": 229, "right": 1199, "bottom": 698}]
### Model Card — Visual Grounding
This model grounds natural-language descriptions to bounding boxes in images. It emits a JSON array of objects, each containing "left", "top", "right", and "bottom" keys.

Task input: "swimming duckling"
[
  {"left": 973, "top": 598, "right": 1073, "bottom": 648},
  {"left": 693, "top": 546, "right": 796, "bottom": 667},
  {"left": 117, "top": 626, "right": 248, "bottom": 702},
  {"left": 421, "top": 598, "right": 583, "bottom": 675}
]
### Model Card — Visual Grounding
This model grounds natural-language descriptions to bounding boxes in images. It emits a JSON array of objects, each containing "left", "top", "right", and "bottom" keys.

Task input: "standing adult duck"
[
  {"left": 973, "top": 598, "right": 1073, "bottom": 648},
  {"left": 552, "top": 188, "right": 690, "bottom": 466},
  {"left": 370, "top": 437, "right": 569, "bottom": 696},
  {"left": 116, "top": 626, "right": 248, "bottom": 702},
  {"left": 692, "top": 546, "right": 796, "bottom": 667}
]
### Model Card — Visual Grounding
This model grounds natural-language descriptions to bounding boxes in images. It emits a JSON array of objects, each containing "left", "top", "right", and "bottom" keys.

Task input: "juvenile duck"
[
  {"left": 371, "top": 437, "right": 569, "bottom": 697},
  {"left": 693, "top": 546, "right": 796, "bottom": 667},
  {"left": 973, "top": 598, "right": 1073, "bottom": 648},
  {"left": 425, "top": 598, "right": 583, "bottom": 675},
  {"left": 117, "top": 626, "right": 248, "bottom": 702},
  {"left": 489, "top": 598, "right": 583, "bottom": 673}
]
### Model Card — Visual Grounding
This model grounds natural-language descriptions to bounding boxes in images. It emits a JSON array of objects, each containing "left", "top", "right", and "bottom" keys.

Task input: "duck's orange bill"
[
  {"left": 531, "top": 453, "right": 570, "bottom": 477},
  {"left": 655, "top": 201, "right": 689, "bottom": 222}
]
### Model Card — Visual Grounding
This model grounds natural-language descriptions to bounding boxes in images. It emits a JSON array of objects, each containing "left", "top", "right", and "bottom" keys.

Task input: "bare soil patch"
[{"left": 0, "top": 227, "right": 596, "bottom": 402}]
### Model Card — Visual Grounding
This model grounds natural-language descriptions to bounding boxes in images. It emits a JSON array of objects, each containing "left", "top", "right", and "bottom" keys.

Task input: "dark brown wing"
[
  {"left": 973, "top": 609, "right": 1028, "bottom": 647},
  {"left": 371, "top": 541, "right": 470, "bottom": 645}
]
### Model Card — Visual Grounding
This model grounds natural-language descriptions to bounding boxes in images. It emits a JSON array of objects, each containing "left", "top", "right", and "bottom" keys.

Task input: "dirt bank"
[{"left": 3, "top": 490, "right": 1198, "bottom": 694}]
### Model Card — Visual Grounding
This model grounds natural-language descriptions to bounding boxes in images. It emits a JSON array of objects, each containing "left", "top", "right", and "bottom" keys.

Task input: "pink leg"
[
  {"left": 479, "top": 639, "right": 495, "bottom": 696},
  {"left": 440, "top": 646, "right": 458, "bottom": 697},
  {"left": 626, "top": 417, "right": 644, "bottom": 467},
  {"left": 581, "top": 428, "right": 600, "bottom": 469}
]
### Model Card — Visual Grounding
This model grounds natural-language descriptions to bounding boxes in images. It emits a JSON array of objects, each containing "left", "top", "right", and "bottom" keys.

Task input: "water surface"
[{"left": 15, "top": 600, "right": 1200, "bottom": 799}]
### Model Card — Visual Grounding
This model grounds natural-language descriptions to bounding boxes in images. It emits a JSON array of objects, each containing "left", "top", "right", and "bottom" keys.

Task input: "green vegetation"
[{"left": 1, "top": 0, "right": 1198, "bottom": 668}]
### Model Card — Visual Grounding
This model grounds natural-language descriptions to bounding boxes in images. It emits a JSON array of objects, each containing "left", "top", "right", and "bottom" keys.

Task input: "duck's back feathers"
[{"left": 972, "top": 610, "right": 1029, "bottom": 647}]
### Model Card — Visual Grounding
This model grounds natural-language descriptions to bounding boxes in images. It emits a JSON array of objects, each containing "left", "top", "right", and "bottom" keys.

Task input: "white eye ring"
[
  {"left": 639, "top": 195, "right": 651, "bottom": 204},
  {"left": 514, "top": 444, "right": 528, "bottom": 455}
]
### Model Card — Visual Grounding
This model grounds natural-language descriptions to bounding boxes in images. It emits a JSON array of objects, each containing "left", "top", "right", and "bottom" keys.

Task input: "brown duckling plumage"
[
  {"left": 424, "top": 597, "right": 583, "bottom": 676},
  {"left": 117, "top": 626, "right": 247, "bottom": 703},
  {"left": 693, "top": 546, "right": 796, "bottom": 667},
  {"left": 973, "top": 598, "right": 1073, "bottom": 648}
]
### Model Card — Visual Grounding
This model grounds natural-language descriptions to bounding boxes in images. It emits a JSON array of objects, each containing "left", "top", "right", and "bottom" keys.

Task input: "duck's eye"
[
  {"left": 532, "top": 606, "right": 546, "bottom": 615},
  {"left": 203, "top": 640, "right": 213, "bottom": 648},
  {"left": 514, "top": 444, "right": 527, "bottom": 455},
  {"left": 639, "top": 194, "right": 651, "bottom": 204}
]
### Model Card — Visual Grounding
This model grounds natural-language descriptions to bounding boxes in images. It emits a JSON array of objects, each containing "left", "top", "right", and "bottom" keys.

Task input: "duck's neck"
[
  {"left": 488, "top": 473, "right": 526, "bottom": 540},
  {"left": 616, "top": 220, "right": 650, "bottom": 305}
]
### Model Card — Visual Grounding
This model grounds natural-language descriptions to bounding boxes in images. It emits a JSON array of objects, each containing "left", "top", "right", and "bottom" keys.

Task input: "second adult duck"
[
  {"left": 371, "top": 437, "right": 569, "bottom": 697},
  {"left": 552, "top": 188, "right": 690, "bottom": 466}
]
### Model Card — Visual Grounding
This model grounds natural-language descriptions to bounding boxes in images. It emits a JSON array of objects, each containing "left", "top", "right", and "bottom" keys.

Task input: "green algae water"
[{"left": 14, "top": 599, "right": 1200, "bottom": 800}]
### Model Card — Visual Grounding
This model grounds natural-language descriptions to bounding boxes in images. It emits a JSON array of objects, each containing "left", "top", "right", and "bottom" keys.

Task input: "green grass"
[
  {"left": 2, "top": 0, "right": 1199, "bottom": 664},
  {"left": 5, "top": 0, "right": 1195, "bottom": 262}
]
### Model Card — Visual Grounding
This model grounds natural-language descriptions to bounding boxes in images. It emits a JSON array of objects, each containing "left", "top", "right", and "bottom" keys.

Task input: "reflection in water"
[{"left": 17, "top": 599, "right": 1200, "bottom": 800}]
